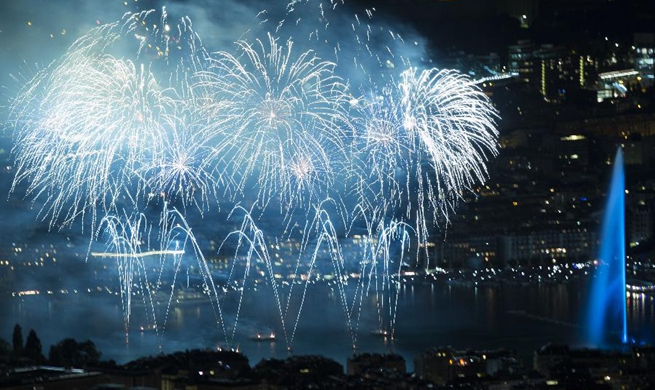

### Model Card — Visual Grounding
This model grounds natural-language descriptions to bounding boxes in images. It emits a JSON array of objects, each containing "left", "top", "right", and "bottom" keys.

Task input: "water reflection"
[{"left": 1, "top": 281, "right": 653, "bottom": 368}]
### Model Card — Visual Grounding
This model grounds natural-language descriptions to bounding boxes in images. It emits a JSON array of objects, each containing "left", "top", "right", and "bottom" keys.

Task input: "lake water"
[{"left": 2, "top": 281, "right": 653, "bottom": 370}]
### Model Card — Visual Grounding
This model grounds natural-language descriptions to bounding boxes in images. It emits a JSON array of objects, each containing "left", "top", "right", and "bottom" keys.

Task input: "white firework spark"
[{"left": 348, "top": 207, "right": 412, "bottom": 345}]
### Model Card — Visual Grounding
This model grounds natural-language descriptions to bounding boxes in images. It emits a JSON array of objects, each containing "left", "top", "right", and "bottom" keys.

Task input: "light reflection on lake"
[{"left": 1, "top": 281, "right": 653, "bottom": 369}]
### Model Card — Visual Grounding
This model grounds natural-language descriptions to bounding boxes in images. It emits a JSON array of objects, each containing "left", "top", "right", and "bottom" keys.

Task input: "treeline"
[{"left": 0, "top": 324, "right": 101, "bottom": 368}]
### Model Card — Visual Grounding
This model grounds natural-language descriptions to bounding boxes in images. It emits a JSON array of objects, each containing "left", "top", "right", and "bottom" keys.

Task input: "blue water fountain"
[{"left": 586, "top": 148, "right": 628, "bottom": 346}]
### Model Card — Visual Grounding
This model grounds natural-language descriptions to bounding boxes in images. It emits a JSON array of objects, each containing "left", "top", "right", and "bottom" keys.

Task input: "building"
[
  {"left": 633, "top": 33, "right": 654, "bottom": 88},
  {"left": 629, "top": 202, "right": 653, "bottom": 245},
  {"left": 346, "top": 353, "right": 405, "bottom": 376},
  {"left": 557, "top": 113, "right": 655, "bottom": 140},
  {"left": 533, "top": 344, "right": 571, "bottom": 376},
  {"left": 508, "top": 40, "right": 594, "bottom": 102},
  {"left": 439, "top": 234, "right": 498, "bottom": 269},
  {"left": 508, "top": 40, "right": 536, "bottom": 84},
  {"left": 498, "top": 228, "right": 597, "bottom": 265},
  {"left": 414, "top": 347, "right": 457, "bottom": 385},
  {"left": 415, "top": 347, "right": 519, "bottom": 385}
]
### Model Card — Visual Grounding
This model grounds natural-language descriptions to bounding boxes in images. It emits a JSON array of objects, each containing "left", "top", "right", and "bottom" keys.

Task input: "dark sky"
[{"left": 0, "top": 0, "right": 510, "bottom": 90}]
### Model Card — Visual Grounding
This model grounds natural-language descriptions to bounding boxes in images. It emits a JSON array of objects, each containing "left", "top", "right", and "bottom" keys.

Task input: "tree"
[
  {"left": 12, "top": 324, "right": 23, "bottom": 357},
  {"left": 24, "top": 329, "right": 44, "bottom": 362},
  {"left": 0, "top": 338, "right": 11, "bottom": 357},
  {"left": 49, "top": 338, "right": 101, "bottom": 368}
]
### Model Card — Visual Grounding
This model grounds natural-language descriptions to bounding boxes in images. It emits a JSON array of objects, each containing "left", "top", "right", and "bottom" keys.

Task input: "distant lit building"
[
  {"left": 557, "top": 113, "right": 655, "bottom": 140},
  {"left": 498, "top": 228, "right": 597, "bottom": 265},
  {"left": 542, "top": 133, "right": 590, "bottom": 166},
  {"left": 414, "top": 347, "right": 457, "bottom": 385},
  {"left": 508, "top": 41, "right": 593, "bottom": 102},
  {"left": 633, "top": 346, "right": 655, "bottom": 370},
  {"left": 623, "top": 138, "right": 655, "bottom": 166},
  {"left": 534, "top": 44, "right": 587, "bottom": 102},
  {"left": 595, "top": 69, "right": 642, "bottom": 103},
  {"left": 508, "top": 40, "right": 536, "bottom": 83},
  {"left": 484, "top": 350, "right": 523, "bottom": 375},
  {"left": 628, "top": 203, "right": 653, "bottom": 245},
  {"left": 438, "top": 234, "right": 498, "bottom": 269},
  {"left": 633, "top": 33, "right": 654, "bottom": 88},
  {"left": 533, "top": 344, "right": 571, "bottom": 376},
  {"left": 415, "top": 347, "right": 519, "bottom": 385}
]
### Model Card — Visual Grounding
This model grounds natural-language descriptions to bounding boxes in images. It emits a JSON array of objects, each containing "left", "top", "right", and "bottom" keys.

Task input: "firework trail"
[
  {"left": 97, "top": 212, "right": 159, "bottom": 338},
  {"left": 398, "top": 67, "right": 498, "bottom": 243},
  {"left": 7, "top": 9, "right": 227, "bottom": 343},
  {"left": 350, "top": 211, "right": 412, "bottom": 344},
  {"left": 278, "top": 0, "right": 421, "bottom": 90},
  {"left": 157, "top": 207, "right": 227, "bottom": 344},
  {"left": 218, "top": 205, "right": 291, "bottom": 350},
  {"left": 351, "top": 88, "right": 410, "bottom": 217},
  {"left": 138, "top": 121, "right": 218, "bottom": 213},
  {"left": 288, "top": 200, "right": 356, "bottom": 348},
  {"left": 11, "top": 53, "right": 174, "bottom": 230}
]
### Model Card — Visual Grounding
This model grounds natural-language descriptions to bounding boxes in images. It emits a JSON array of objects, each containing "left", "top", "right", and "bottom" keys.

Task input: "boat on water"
[
  {"left": 139, "top": 324, "right": 157, "bottom": 332},
  {"left": 370, "top": 329, "right": 391, "bottom": 338},
  {"left": 249, "top": 332, "right": 276, "bottom": 342}
]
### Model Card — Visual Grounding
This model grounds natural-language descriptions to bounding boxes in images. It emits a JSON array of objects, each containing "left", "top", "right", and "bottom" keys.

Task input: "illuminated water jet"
[{"left": 586, "top": 148, "right": 628, "bottom": 346}]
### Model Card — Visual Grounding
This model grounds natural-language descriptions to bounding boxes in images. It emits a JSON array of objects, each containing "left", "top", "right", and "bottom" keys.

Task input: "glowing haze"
[{"left": 4, "top": 0, "right": 499, "bottom": 351}]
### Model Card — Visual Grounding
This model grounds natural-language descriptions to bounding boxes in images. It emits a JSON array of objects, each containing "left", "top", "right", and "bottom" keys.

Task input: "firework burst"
[
  {"left": 398, "top": 67, "right": 498, "bottom": 219},
  {"left": 11, "top": 53, "right": 176, "bottom": 229},
  {"left": 351, "top": 68, "right": 498, "bottom": 250},
  {"left": 194, "top": 33, "right": 352, "bottom": 211}
]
